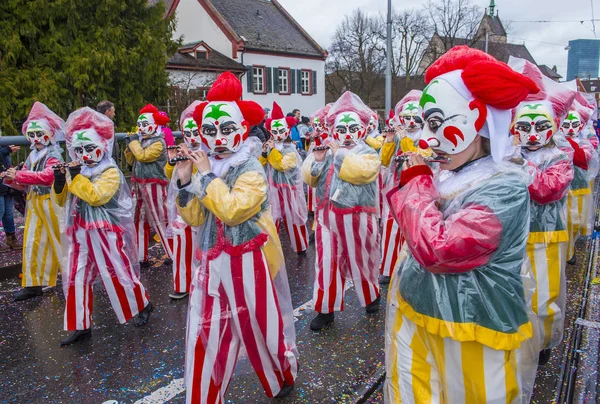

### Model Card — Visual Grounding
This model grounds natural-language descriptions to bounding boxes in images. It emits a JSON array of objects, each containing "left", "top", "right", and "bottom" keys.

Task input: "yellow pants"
[
  {"left": 567, "top": 191, "right": 584, "bottom": 259},
  {"left": 579, "top": 181, "right": 594, "bottom": 237},
  {"left": 385, "top": 284, "right": 521, "bottom": 403},
  {"left": 525, "top": 240, "right": 567, "bottom": 349},
  {"left": 21, "top": 194, "right": 61, "bottom": 287}
]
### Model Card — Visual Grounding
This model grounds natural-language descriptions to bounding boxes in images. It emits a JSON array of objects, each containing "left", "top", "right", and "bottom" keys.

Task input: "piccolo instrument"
[
  {"left": 313, "top": 145, "right": 330, "bottom": 151},
  {"left": 52, "top": 163, "right": 72, "bottom": 170},
  {"left": 394, "top": 155, "right": 452, "bottom": 165},
  {"left": 166, "top": 145, "right": 181, "bottom": 150},
  {"left": 169, "top": 150, "right": 234, "bottom": 164}
]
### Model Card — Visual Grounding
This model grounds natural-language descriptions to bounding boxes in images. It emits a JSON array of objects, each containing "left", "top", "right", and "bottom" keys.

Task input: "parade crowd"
[{"left": 7, "top": 46, "right": 600, "bottom": 403}]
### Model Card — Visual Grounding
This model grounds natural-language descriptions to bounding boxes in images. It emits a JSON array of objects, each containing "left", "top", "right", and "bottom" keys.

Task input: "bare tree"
[
  {"left": 165, "top": 71, "right": 215, "bottom": 128},
  {"left": 390, "top": 9, "right": 431, "bottom": 83},
  {"left": 426, "top": 0, "right": 482, "bottom": 49},
  {"left": 325, "top": 9, "right": 386, "bottom": 105}
]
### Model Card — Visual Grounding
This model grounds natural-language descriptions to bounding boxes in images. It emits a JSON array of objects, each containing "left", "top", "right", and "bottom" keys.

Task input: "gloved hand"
[
  {"left": 53, "top": 166, "right": 66, "bottom": 193},
  {"left": 68, "top": 164, "right": 82, "bottom": 179}
]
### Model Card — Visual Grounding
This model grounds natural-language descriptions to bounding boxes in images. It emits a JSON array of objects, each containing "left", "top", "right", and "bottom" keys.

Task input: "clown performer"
[
  {"left": 6, "top": 102, "right": 64, "bottom": 301},
  {"left": 163, "top": 101, "right": 204, "bottom": 300},
  {"left": 578, "top": 92, "right": 600, "bottom": 236},
  {"left": 378, "top": 90, "right": 428, "bottom": 284},
  {"left": 385, "top": 46, "right": 540, "bottom": 402},
  {"left": 509, "top": 56, "right": 576, "bottom": 366},
  {"left": 364, "top": 112, "right": 384, "bottom": 151},
  {"left": 306, "top": 104, "right": 332, "bottom": 214},
  {"left": 172, "top": 72, "right": 298, "bottom": 403},
  {"left": 561, "top": 93, "right": 598, "bottom": 265},
  {"left": 52, "top": 108, "right": 153, "bottom": 345},
  {"left": 302, "top": 91, "right": 381, "bottom": 331},
  {"left": 260, "top": 102, "right": 309, "bottom": 254},
  {"left": 124, "top": 104, "right": 173, "bottom": 266}
]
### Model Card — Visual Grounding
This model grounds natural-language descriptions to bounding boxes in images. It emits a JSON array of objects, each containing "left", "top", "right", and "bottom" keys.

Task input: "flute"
[
  {"left": 52, "top": 162, "right": 72, "bottom": 170},
  {"left": 166, "top": 145, "right": 181, "bottom": 150},
  {"left": 313, "top": 145, "right": 330, "bottom": 151},
  {"left": 169, "top": 150, "right": 233, "bottom": 164},
  {"left": 394, "top": 155, "right": 452, "bottom": 165}
]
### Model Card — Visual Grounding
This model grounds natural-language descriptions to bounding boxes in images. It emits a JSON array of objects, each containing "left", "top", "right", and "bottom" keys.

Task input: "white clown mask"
[
  {"left": 333, "top": 111, "right": 366, "bottom": 147},
  {"left": 561, "top": 111, "right": 583, "bottom": 137},
  {"left": 137, "top": 113, "right": 158, "bottom": 138},
  {"left": 512, "top": 102, "right": 556, "bottom": 148},
  {"left": 312, "top": 116, "right": 325, "bottom": 134},
  {"left": 367, "top": 117, "right": 377, "bottom": 134},
  {"left": 25, "top": 120, "right": 53, "bottom": 147},
  {"left": 270, "top": 118, "right": 290, "bottom": 142},
  {"left": 398, "top": 102, "right": 424, "bottom": 134},
  {"left": 419, "top": 78, "right": 484, "bottom": 155},
  {"left": 71, "top": 129, "right": 106, "bottom": 166},
  {"left": 181, "top": 118, "right": 202, "bottom": 151},
  {"left": 201, "top": 102, "right": 247, "bottom": 154}
]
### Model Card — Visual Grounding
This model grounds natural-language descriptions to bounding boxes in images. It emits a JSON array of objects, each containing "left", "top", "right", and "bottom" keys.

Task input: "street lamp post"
[{"left": 385, "top": 0, "right": 392, "bottom": 115}]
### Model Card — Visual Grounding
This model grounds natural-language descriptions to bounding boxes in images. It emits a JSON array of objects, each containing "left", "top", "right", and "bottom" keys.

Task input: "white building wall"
[
  {"left": 173, "top": 0, "right": 232, "bottom": 57},
  {"left": 241, "top": 52, "right": 326, "bottom": 116}
]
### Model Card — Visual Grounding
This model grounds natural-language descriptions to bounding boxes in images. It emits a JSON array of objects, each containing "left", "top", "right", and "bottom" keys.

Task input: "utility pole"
[{"left": 385, "top": 0, "right": 392, "bottom": 115}]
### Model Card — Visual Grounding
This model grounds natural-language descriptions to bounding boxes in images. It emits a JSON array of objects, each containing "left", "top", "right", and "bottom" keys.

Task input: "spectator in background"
[
  {"left": 287, "top": 112, "right": 302, "bottom": 150},
  {"left": 0, "top": 144, "right": 21, "bottom": 252},
  {"left": 292, "top": 109, "right": 301, "bottom": 121},
  {"left": 159, "top": 111, "right": 175, "bottom": 146},
  {"left": 297, "top": 116, "right": 310, "bottom": 150},
  {"left": 594, "top": 120, "right": 600, "bottom": 139},
  {"left": 97, "top": 100, "right": 115, "bottom": 120}
]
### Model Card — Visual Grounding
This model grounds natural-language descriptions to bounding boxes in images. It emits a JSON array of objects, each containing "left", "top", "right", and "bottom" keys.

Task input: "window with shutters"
[
  {"left": 252, "top": 66, "right": 265, "bottom": 94},
  {"left": 301, "top": 70, "right": 312, "bottom": 95},
  {"left": 278, "top": 68, "right": 290, "bottom": 94}
]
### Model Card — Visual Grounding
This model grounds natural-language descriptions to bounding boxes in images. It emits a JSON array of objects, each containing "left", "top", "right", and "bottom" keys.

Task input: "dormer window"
[{"left": 196, "top": 51, "right": 207, "bottom": 60}]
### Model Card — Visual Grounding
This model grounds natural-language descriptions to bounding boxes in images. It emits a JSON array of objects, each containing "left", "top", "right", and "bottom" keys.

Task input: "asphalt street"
[{"left": 0, "top": 222, "right": 595, "bottom": 403}]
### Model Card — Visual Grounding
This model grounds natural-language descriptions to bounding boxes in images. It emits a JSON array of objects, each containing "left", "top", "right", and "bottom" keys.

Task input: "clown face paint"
[
  {"left": 182, "top": 118, "right": 202, "bottom": 151},
  {"left": 513, "top": 102, "right": 555, "bottom": 149},
  {"left": 71, "top": 130, "right": 105, "bottom": 166},
  {"left": 312, "top": 116, "right": 325, "bottom": 134},
  {"left": 201, "top": 102, "right": 247, "bottom": 154},
  {"left": 367, "top": 117, "right": 377, "bottom": 133},
  {"left": 137, "top": 113, "right": 157, "bottom": 138},
  {"left": 419, "top": 79, "right": 485, "bottom": 155},
  {"left": 270, "top": 119, "right": 290, "bottom": 142},
  {"left": 398, "top": 102, "right": 424, "bottom": 134},
  {"left": 561, "top": 111, "right": 583, "bottom": 137},
  {"left": 25, "top": 121, "right": 52, "bottom": 147},
  {"left": 333, "top": 112, "right": 366, "bottom": 147}
]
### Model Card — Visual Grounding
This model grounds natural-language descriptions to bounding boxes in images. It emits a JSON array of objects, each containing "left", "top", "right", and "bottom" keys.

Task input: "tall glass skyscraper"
[{"left": 567, "top": 39, "right": 600, "bottom": 81}]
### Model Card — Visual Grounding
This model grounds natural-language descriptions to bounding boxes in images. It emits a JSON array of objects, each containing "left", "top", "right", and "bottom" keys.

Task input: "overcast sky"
[{"left": 278, "top": 0, "right": 599, "bottom": 78}]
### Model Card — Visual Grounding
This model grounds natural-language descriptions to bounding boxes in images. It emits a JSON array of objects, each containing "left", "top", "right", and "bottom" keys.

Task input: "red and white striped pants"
[
  {"left": 275, "top": 186, "right": 309, "bottom": 253},
  {"left": 185, "top": 248, "right": 298, "bottom": 404},
  {"left": 64, "top": 227, "right": 149, "bottom": 330},
  {"left": 172, "top": 219, "right": 194, "bottom": 293},
  {"left": 312, "top": 208, "right": 380, "bottom": 314},
  {"left": 380, "top": 212, "right": 403, "bottom": 277},
  {"left": 133, "top": 181, "right": 173, "bottom": 261},
  {"left": 307, "top": 186, "right": 316, "bottom": 213}
]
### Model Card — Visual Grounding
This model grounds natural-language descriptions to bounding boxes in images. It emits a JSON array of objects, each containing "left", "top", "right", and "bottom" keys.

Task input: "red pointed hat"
[
  {"left": 425, "top": 46, "right": 539, "bottom": 110},
  {"left": 266, "top": 102, "right": 296, "bottom": 131},
  {"left": 509, "top": 57, "right": 576, "bottom": 128},
  {"left": 193, "top": 72, "right": 264, "bottom": 127},
  {"left": 139, "top": 104, "right": 170, "bottom": 126},
  {"left": 310, "top": 103, "right": 332, "bottom": 125},
  {"left": 22, "top": 102, "right": 66, "bottom": 141}
]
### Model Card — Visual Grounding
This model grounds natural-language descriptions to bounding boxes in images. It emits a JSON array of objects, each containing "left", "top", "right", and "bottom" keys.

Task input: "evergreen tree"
[{"left": 0, "top": 0, "right": 179, "bottom": 135}]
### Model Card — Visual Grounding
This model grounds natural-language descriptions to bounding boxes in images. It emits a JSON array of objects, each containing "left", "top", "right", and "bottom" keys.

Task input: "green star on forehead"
[
  {"left": 420, "top": 80, "right": 438, "bottom": 108},
  {"left": 138, "top": 114, "right": 148, "bottom": 121},
  {"left": 339, "top": 114, "right": 356, "bottom": 124},
  {"left": 29, "top": 121, "right": 42, "bottom": 129},
  {"left": 314, "top": 117, "right": 320, "bottom": 123},
  {"left": 567, "top": 113, "right": 579, "bottom": 121},
  {"left": 184, "top": 120, "right": 197, "bottom": 130},
  {"left": 524, "top": 103, "right": 543, "bottom": 110},
  {"left": 405, "top": 103, "right": 418, "bottom": 111},
  {"left": 272, "top": 120, "right": 284, "bottom": 128},
  {"left": 205, "top": 103, "right": 232, "bottom": 121},
  {"left": 75, "top": 131, "right": 91, "bottom": 141}
]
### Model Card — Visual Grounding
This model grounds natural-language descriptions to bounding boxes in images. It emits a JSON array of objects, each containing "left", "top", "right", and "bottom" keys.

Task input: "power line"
[
  {"left": 507, "top": 35, "right": 569, "bottom": 48},
  {"left": 506, "top": 19, "right": 600, "bottom": 23}
]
